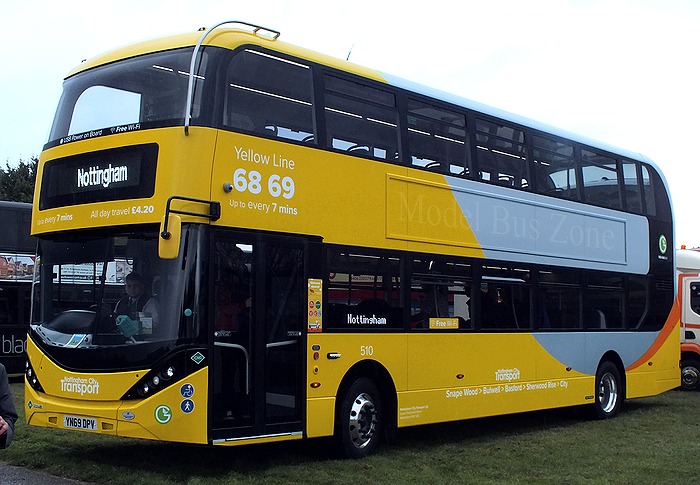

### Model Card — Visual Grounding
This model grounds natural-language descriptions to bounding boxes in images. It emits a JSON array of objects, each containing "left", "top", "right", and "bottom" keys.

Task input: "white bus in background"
[{"left": 678, "top": 247, "right": 700, "bottom": 390}]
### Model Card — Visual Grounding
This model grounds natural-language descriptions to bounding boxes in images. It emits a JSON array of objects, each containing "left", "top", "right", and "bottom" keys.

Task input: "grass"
[{"left": 2, "top": 379, "right": 699, "bottom": 484}]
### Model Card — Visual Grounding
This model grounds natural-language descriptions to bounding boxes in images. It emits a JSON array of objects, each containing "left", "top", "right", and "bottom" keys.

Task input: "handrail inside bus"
[
  {"left": 214, "top": 341, "right": 250, "bottom": 395},
  {"left": 160, "top": 195, "right": 221, "bottom": 240},
  {"left": 184, "top": 20, "right": 281, "bottom": 135}
]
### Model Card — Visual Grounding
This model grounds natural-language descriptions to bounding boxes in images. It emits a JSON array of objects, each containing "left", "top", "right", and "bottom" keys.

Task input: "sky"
[{"left": 1, "top": 0, "right": 699, "bottom": 247}]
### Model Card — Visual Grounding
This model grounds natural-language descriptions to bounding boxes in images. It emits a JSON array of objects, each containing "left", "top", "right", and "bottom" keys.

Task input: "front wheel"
[
  {"left": 593, "top": 361, "right": 623, "bottom": 419},
  {"left": 681, "top": 358, "right": 700, "bottom": 391},
  {"left": 336, "top": 377, "right": 382, "bottom": 459}
]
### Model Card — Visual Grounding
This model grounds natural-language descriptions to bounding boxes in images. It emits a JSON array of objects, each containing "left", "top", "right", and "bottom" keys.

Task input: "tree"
[{"left": 0, "top": 157, "right": 38, "bottom": 203}]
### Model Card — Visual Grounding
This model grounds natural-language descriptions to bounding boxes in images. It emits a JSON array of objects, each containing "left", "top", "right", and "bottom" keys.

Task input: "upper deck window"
[
  {"left": 475, "top": 118, "right": 529, "bottom": 189},
  {"left": 532, "top": 135, "right": 578, "bottom": 200},
  {"left": 225, "top": 49, "right": 314, "bottom": 142},
  {"left": 581, "top": 149, "right": 622, "bottom": 210},
  {"left": 622, "top": 161, "right": 643, "bottom": 213},
  {"left": 407, "top": 99, "right": 468, "bottom": 176},
  {"left": 48, "top": 48, "right": 206, "bottom": 145},
  {"left": 324, "top": 76, "right": 399, "bottom": 161}
]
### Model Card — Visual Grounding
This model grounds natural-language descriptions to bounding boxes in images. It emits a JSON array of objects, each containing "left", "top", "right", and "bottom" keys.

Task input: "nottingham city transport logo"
[
  {"left": 495, "top": 368, "right": 521, "bottom": 382},
  {"left": 61, "top": 376, "right": 100, "bottom": 396}
]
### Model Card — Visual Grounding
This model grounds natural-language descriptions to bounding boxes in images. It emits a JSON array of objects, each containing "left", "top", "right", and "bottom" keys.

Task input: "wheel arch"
[
  {"left": 681, "top": 348, "right": 700, "bottom": 362},
  {"left": 598, "top": 350, "right": 627, "bottom": 400},
  {"left": 335, "top": 359, "right": 397, "bottom": 436}
]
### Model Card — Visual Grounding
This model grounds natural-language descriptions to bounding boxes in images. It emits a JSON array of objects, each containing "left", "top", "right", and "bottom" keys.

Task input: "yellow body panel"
[
  {"left": 625, "top": 311, "right": 681, "bottom": 399},
  {"left": 32, "top": 127, "right": 216, "bottom": 236},
  {"left": 25, "top": 337, "right": 209, "bottom": 444},
  {"left": 210, "top": 132, "right": 486, "bottom": 257},
  {"left": 306, "top": 332, "right": 590, "bottom": 431}
]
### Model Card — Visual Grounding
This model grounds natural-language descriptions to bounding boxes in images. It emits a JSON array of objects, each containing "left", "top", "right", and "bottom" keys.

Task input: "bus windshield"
[
  {"left": 32, "top": 229, "right": 197, "bottom": 356},
  {"left": 47, "top": 47, "right": 207, "bottom": 144}
]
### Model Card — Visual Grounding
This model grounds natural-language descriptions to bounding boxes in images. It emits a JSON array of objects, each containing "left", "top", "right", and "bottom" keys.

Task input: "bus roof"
[
  {"left": 63, "top": 23, "right": 671, "bottom": 209},
  {"left": 0, "top": 200, "right": 34, "bottom": 253},
  {"left": 381, "top": 72, "right": 652, "bottom": 165},
  {"left": 0, "top": 200, "right": 32, "bottom": 211}
]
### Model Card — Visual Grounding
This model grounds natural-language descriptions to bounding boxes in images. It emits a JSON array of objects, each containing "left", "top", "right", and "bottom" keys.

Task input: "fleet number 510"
[{"left": 360, "top": 345, "right": 374, "bottom": 356}]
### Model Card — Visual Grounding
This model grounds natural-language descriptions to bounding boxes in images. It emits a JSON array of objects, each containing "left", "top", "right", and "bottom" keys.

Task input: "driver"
[
  {"left": 115, "top": 272, "right": 150, "bottom": 316},
  {"left": 114, "top": 273, "right": 158, "bottom": 336}
]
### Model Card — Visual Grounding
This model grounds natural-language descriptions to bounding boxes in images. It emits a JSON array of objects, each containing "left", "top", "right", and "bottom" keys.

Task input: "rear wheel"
[
  {"left": 337, "top": 377, "right": 382, "bottom": 459},
  {"left": 681, "top": 358, "right": 700, "bottom": 391},
  {"left": 593, "top": 361, "right": 623, "bottom": 419}
]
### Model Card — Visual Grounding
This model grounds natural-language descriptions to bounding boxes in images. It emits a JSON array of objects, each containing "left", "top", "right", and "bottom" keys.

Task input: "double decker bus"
[
  {"left": 0, "top": 200, "right": 34, "bottom": 375},
  {"left": 25, "top": 21, "right": 678, "bottom": 457}
]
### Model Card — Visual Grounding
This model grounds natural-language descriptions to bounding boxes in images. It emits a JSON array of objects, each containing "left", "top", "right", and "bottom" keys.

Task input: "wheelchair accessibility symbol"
[{"left": 180, "top": 383, "right": 194, "bottom": 398}]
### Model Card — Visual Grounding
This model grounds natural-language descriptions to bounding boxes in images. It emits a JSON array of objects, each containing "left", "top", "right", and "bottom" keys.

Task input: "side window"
[
  {"left": 622, "top": 161, "right": 643, "bottom": 213},
  {"left": 475, "top": 119, "right": 529, "bottom": 189},
  {"left": 532, "top": 135, "right": 578, "bottom": 200},
  {"left": 324, "top": 75, "right": 399, "bottom": 161},
  {"left": 410, "top": 257, "right": 472, "bottom": 330},
  {"left": 581, "top": 150, "right": 622, "bottom": 209},
  {"left": 225, "top": 49, "right": 314, "bottom": 142},
  {"left": 628, "top": 276, "right": 649, "bottom": 328},
  {"left": 641, "top": 165, "right": 656, "bottom": 216},
  {"left": 644, "top": 165, "right": 672, "bottom": 220},
  {"left": 538, "top": 269, "right": 581, "bottom": 330},
  {"left": 640, "top": 276, "right": 672, "bottom": 330},
  {"left": 407, "top": 99, "right": 468, "bottom": 176},
  {"left": 326, "top": 249, "right": 403, "bottom": 330},
  {"left": 585, "top": 273, "right": 624, "bottom": 329},
  {"left": 480, "top": 265, "right": 531, "bottom": 330}
]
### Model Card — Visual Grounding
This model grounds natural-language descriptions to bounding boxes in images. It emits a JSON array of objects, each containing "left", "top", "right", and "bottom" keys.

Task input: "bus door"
[{"left": 210, "top": 231, "right": 306, "bottom": 441}]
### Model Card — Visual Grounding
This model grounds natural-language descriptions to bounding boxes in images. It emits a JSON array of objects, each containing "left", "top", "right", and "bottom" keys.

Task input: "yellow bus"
[{"left": 25, "top": 21, "right": 679, "bottom": 458}]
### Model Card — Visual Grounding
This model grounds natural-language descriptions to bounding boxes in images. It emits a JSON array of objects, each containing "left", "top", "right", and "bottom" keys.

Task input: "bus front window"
[
  {"left": 32, "top": 230, "right": 196, "bottom": 357},
  {"left": 47, "top": 47, "right": 210, "bottom": 144}
]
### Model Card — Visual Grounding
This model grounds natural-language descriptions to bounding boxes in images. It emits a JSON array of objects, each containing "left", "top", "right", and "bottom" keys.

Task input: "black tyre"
[
  {"left": 681, "top": 358, "right": 700, "bottom": 391},
  {"left": 593, "top": 361, "right": 623, "bottom": 419},
  {"left": 337, "top": 377, "right": 382, "bottom": 459}
]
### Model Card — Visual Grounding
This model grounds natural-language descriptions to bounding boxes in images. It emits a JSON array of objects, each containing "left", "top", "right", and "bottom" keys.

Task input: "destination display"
[{"left": 39, "top": 143, "right": 158, "bottom": 210}]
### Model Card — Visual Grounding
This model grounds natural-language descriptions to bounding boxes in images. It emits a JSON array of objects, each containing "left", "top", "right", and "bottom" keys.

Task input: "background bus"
[
  {"left": 25, "top": 21, "right": 678, "bottom": 457},
  {"left": 677, "top": 247, "right": 700, "bottom": 390},
  {"left": 0, "top": 200, "right": 34, "bottom": 375}
]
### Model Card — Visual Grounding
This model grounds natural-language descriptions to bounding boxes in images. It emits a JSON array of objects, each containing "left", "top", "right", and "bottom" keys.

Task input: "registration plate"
[{"left": 63, "top": 415, "right": 97, "bottom": 431}]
